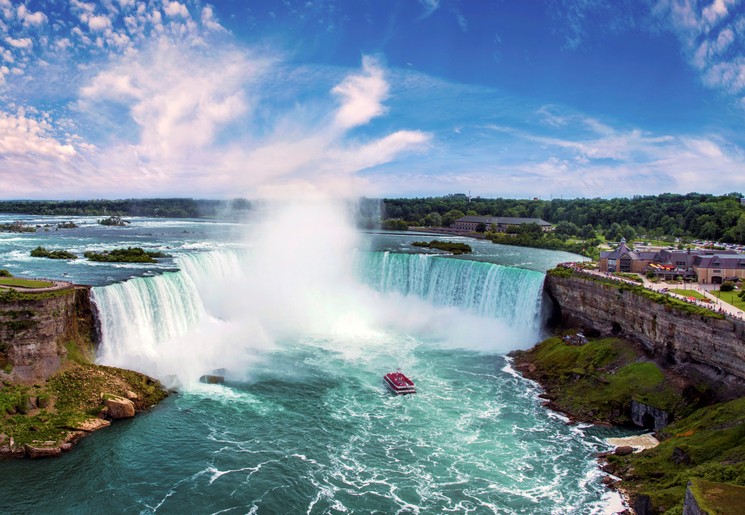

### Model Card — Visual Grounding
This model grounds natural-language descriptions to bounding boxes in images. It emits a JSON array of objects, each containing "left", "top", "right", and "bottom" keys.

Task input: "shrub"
[
  {"left": 0, "top": 269, "right": 11, "bottom": 277},
  {"left": 411, "top": 240, "right": 472, "bottom": 254},
  {"left": 720, "top": 281, "right": 735, "bottom": 292},
  {"left": 84, "top": 247, "right": 169, "bottom": 263}
]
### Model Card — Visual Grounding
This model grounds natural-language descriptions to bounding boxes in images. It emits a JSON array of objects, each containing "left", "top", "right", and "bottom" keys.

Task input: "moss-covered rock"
[
  {"left": 606, "top": 397, "right": 745, "bottom": 513},
  {"left": 512, "top": 334, "right": 696, "bottom": 426},
  {"left": 1, "top": 363, "right": 167, "bottom": 456}
]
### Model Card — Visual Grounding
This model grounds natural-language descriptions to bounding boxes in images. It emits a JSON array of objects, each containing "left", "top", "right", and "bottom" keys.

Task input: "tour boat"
[{"left": 383, "top": 370, "right": 416, "bottom": 395}]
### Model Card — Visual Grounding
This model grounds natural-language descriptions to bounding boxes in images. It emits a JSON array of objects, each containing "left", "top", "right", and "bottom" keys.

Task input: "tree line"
[
  {"left": 383, "top": 192, "right": 745, "bottom": 243},
  {"left": 0, "top": 198, "right": 251, "bottom": 218}
]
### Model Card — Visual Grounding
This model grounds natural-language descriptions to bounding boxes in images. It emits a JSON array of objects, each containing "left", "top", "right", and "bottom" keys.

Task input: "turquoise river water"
[{"left": 0, "top": 211, "right": 631, "bottom": 514}]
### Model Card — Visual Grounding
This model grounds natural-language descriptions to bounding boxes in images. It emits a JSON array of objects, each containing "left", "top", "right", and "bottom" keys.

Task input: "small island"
[
  {"left": 98, "top": 216, "right": 129, "bottom": 226},
  {"left": 411, "top": 240, "right": 472, "bottom": 254},
  {"left": 84, "top": 247, "right": 170, "bottom": 263},
  {"left": 30, "top": 246, "right": 78, "bottom": 260},
  {"left": 0, "top": 222, "right": 36, "bottom": 233}
]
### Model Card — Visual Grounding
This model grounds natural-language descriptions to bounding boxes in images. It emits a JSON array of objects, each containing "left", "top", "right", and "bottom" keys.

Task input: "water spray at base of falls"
[{"left": 92, "top": 200, "right": 546, "bottom": 387}]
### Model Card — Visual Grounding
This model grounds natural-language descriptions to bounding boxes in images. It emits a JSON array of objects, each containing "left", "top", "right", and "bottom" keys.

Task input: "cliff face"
[
  {"left": 544, "top": 274, "right": 745, "bottom": 381},
  {"left": 0, "top": 287, "right": 96, "bottom": 382}
]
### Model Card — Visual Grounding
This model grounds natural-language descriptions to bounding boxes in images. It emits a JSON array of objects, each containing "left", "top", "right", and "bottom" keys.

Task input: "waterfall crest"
[
  {"left": 93, "top": 249, "right": 546, "bottom": 381},
  {"left": 359, "top": 251, "right": 545, "bottom": 331}
]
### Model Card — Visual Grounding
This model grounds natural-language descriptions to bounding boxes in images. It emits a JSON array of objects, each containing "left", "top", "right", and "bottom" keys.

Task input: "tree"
[
  {"left": 554, "top": 221, "right": 579, "bottom": 237},
  {"left": 424, "top": 212, "right": 442, "bottom": 227},
  {"left": 622, "top": 225, "right": 637, "bottom": 243},
  {"left": 727, "top": 214, "right": 745, "bottom": 244},
  {"left": 605, "top": 222, "right": 622, "bottom": 241},
  {"left": 475, "top": 222, "right": 487, "bottom": 233},
  {"left": 442, "top": 210, "right": 465, "bottom": 227},
  {"left": 580, "top": 224, "right": 597, "bottom": 239}
]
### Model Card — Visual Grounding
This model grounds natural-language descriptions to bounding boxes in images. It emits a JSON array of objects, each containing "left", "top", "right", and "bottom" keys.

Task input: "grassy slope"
[
  {"left": 1, "top": 364, "right": 166, "bottom": 448},
  {"left": 515, "top": 333, "right": 745, "bottom": 514},
  {"left": 688, "top": 478, "right": 745, "bottom": 514},
  {"left": 513, "top": 336, "right": 692, "bottom": 425},
  {"left": 607, "top": 397, "right": 745, "bottom": 514},
  {"left": 669, "top": 289, "right": 708, "bottom": 300}
]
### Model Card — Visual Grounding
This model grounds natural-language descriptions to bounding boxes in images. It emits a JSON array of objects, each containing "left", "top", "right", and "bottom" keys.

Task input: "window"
[{"left": 619, "top": 257, "right": 631, "bottom": 272}]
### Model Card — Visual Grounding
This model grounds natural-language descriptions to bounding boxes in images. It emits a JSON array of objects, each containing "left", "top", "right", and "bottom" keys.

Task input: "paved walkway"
[{"left": 563, "top": 265, "right": 745, "bottom": 320}]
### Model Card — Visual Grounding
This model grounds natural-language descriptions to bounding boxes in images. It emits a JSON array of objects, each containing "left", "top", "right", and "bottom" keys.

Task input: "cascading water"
[
  {"left": 359, "top": 251, "right": 545, "bottom": 331},
  {"left": 93, "top": 248, "right": 546, "bottom": 382},
  {"left": 93, "top": 269, "right": 206, "bottom": 372}
]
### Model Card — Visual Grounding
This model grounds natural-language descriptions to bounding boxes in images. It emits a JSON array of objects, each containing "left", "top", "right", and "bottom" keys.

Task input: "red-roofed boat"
[{"left": 384, "top": 370, "right": 416, "bottom": 395}]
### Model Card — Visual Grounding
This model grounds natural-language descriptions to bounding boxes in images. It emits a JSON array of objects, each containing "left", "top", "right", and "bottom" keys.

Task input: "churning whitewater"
[{"left": 0, "top": 209, "right": 625, "bottom": 514}]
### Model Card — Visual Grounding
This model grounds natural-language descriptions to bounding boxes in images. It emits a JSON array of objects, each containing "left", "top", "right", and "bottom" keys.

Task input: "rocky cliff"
[
  {"left": 0, "top": 287, "right": 96, "bottom": 382},
  {"left": 544, "top": 273, "right": 745, "bottom": 382}
]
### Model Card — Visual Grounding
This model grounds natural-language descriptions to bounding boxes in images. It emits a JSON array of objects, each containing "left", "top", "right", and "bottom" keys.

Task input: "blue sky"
[{"left": 1, "top": 0, "right": 744, "bottom": 199}]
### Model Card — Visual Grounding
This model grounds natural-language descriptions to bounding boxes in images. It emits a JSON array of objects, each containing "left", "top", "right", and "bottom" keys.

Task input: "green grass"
[
  {"left": 711, "top": 290, "right": 745, "bottom": 311},
  {"left": 514, "top": 336, "right": 689, "bottom": 424},
  {"left": 0, "top": 363, "right": 168, "bottom": 451},
  {"left": 0, "top": 287, "right": 74, "bottom": 303},
  {"left": 609, "top": 396, "right": 745, "bottom": 513},
  {"left": 0, "top": 277, "right": 55, "bottom": 288},
  {"left": 689, "top": 478, "right": 745, "bottom": 515},
  {"left": 670, "top": 289, "right": 708, "bottom": 300}
]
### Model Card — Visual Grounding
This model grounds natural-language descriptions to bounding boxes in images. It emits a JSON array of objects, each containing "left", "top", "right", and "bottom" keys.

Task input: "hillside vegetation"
[{"left": 383, "top": 192, "right": 745, "bottom": 243}]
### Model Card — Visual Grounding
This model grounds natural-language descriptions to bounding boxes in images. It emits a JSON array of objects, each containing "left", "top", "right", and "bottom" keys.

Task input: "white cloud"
[
  {"left": 332, "top": 56, "right": 389, "bottom": 129},
  {"left": 88, "top": 14, "right": 112, "bottom": 31},
  {"left": 0, "top": 109, "right": 76, "bottom": 159},
  {"left": 418, "top": 0, "right": 440, "bottom": 18},
  {"left": 81, "top": 41, "right": 255, "bottom": 158},
  {"left": 656, "top": 0, "right": 745, "bottom": 106},
  {"left": 703, "top": 56, "right": 745, "bottom": 93},
  {"left": 5, "top": 36, "right": 32, "bottom": 49},
  {"left": 201, "top": 5, "right": 224, "bottom": 31},
  {"left": 17, "top": 5, "right": 47, "bottom": 27},
  {"left": 455, "top": 12, "right": 468, "bottom": 32},
  {"left": 702, "top": 0, "right": 737, "bottom": 28},
  {"left": 164, "top": 1, "right": 189, "bottom": 19}
]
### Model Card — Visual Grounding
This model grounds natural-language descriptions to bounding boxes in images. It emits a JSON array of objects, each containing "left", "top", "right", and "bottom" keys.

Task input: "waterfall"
[
  {"left": 358, "top": 252, "right": 545, "bottom": 331},
  {"left": 92, "top": 249, "right": 546, "bottom": 380}
]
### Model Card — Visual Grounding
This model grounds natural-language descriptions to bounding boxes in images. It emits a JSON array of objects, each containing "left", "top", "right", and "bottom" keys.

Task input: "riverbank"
[
  {"left": 1, "top": 362, "right": 168, "bottom": 458},
  {"left": 513, "top": 332, "right": 745, "bottom": 513},
  {"left": 1, "top": 275, "right": 168, "bottom": 459}
]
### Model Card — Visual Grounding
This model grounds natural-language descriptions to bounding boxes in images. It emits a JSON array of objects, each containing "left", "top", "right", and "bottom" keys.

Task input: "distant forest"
[
  {"left": 2, "top": 193, "right": 745, "bottom": 244},
  {"left": 382, "top": 193, "right": 745, "bottom": 244},
  {"left": 0, "top": 198, "right": 251, "bottom": 219}
]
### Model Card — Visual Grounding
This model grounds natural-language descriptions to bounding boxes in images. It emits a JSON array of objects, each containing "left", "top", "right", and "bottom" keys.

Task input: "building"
[
  {"left": 598, "top": 238, "right": 658, "bottom": 274},
  {"left": 452, "top": 215, "right": 552, "bottom": 233},
  {"left": 599, "top": 239, "right": 745, "bottom": 284},
  {"left": 693, "top": 254, "right": 745, "bottom": 284}
]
